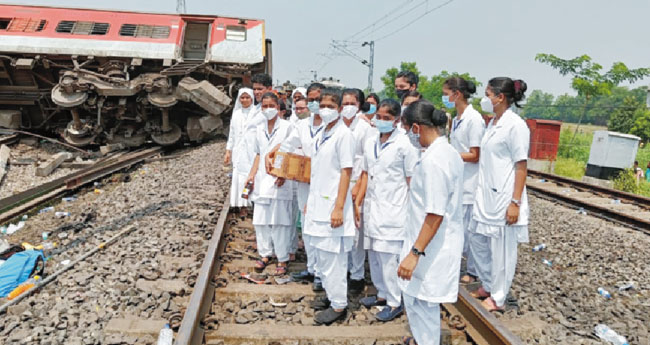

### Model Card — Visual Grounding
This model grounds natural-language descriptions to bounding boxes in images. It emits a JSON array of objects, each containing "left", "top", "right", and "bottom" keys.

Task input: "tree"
[
  {"left": 522, "top": 90, "right": 558, "bottom": 119},
  {"left": 631, "top": 108, "right": 650, "bottom": 142},
  {"left": 535, "top": 54, "right": 650, "bottom": 140},
  {"left": 608, "top": 96, "right": 641, "bottom": 134}
]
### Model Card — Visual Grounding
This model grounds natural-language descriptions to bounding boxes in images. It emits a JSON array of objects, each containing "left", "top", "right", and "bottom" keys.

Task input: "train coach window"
[
  {"left": 119, "top": 24, "right": 170, "bottom": 39},
  {"left": 0, "top": 19, "right": 11, "bottom": 30},
  {"left": 225, "top": 25, "right": 246, "bottom": 41},
  {"left": 4, "top": 18, "right": 47, "bottom": 32},
  {"left": 56, "top": 21, "right": 110, "bottom": 35}
]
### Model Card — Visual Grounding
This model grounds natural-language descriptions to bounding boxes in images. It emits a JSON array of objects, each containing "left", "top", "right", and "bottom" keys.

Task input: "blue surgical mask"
[
  {"left": 367, "top": 104, "right": 377, "bottom": 115},
  {"left": 442, "top": 95, "right": 455, "bottom": 108},
  {"left": 373, "top": 118, "right": 395, "bottom": 134},
  {"left": 407, "top": 128, "right": 421, "bottom": 149},
  {"left": 308, "top": 101, "right": 320, "bottom": 114}
]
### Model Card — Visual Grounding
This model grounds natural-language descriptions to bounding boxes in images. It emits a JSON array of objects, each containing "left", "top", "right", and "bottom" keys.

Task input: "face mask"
[
  {"left": 480, "top": 96, "right": 494, "bottom": 114},
  {"left": 262, "top": 108, "right": 278, "bottom": 120},
  {"left": 373, "top": 118, "right": 395, "bottom": 134},
  {"left": 319, "top": 108, "right": 339, "bottom": 125},
  {"left": 367, "top": 104, "right": 377, "bottom": 115},
  {"left": 308, "top": 101, "right": 320, "bottom": 114},
  {"left": 296, "top": 110, "right": 310, "bottom": 120},
  {"left": 407, "top": 128, "right": 422, "bottom": 149},
  {"left": 341, "top": 105, "right": 359, "bottom": 120},
  {"left": 396, "top": 89, "right": 408, "bottom": 100},
  {"left": 442, "top": 95, "right": 455, "bottom": 108}
]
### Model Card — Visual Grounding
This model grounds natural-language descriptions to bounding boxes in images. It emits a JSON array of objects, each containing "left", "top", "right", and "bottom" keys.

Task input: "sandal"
[
  {"left": 460, "top": 274, "right": 477, "bottom": 284},
  {"left": 470, "top": 286, "right": 490, "bottom": 299},
  {"left": 402, "top": 336, "right": 417, "bottom": 345},
  {"left": 275, "top": 263, "right": 288, "bottom": 275},
  {"left": 481, "top": 297, "right": 505, "bottom": 313},
  {"left": 255, "top": 257, "right": 270, "bottom": 272}
]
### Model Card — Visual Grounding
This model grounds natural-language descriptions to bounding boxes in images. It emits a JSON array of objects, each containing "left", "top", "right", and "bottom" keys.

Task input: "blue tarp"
[{"left": 0, "top": 250, "right": 44, "bottom": 297}]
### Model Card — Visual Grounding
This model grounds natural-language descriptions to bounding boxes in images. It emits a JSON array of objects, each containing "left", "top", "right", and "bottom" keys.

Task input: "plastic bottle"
[
  {"left": 542, "top": 259, "right": 552, "bottom": 267},
  {"left": 39, "top": 206, "right": 55, "bottom": 214},
  {"left": 55, "top": 212, "right": 70, "bottom": 218},
  {"left": 618, "top": 282, "right": 634, "bottom": 291},
  {"left": 594, "top": 324, "right": 628, "bottom": 345},
  {"left": 7, "top": 276, "right": 40, "bottom": 300},
  {"left": 532, "top": 243, "right": 546, "bottom": 252},
  {"left": 598, "top": 287, "right": 612, "bottom": 299},
  {"left": 241, "top": 181, "right": 254, "bottom": 199},
  {"left": 156, "top": 324, "right": 173, "bottom": 345}
]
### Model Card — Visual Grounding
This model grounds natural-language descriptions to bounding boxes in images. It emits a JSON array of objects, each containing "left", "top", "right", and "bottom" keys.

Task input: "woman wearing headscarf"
[
  {"left": 225, "top": 88, "right": 257, "bottom": 217},
  {"left": 289, "top": 87, "right": 307, "bottom": 124}
]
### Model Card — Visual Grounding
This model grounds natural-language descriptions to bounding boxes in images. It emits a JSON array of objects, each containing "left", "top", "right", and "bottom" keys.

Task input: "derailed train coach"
[{"left": 0, "top": 5, "right": 272, "bottom": 146}]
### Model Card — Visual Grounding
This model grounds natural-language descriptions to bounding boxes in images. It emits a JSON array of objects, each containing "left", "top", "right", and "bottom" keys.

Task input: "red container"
[{"left": 526, "top": 119, "right": 562, "bottom": 160}]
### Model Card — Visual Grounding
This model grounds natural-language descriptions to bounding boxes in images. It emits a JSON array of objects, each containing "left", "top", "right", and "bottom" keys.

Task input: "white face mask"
[
  {"left": 480, "top": 96, "right": 494, "bottom": 114},
  {"left": 340, "top": 105, "right": 359, "bottom": 120},
  {"left": 262, "top": 108, "right": 278, "bottom": 120},
  {"left": 319, "top": 108, "right": 340, "bottom": 125},
  {"left": 407, "top": 128, "right": 422, "bottom": 150}
]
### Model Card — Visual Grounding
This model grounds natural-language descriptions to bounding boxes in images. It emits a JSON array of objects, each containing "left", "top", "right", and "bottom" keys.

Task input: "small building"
[
  {"left": 525, "top": 119, "right": 562, "bottom": 172},
  {"left": 585, "top": 131, "right": 641, "bottom": 180}
]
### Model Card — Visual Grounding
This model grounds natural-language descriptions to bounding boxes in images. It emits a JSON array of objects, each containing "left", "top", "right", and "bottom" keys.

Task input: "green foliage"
[
  {"left": 608, "top": 96, "right": 642, "bottom": 133},
  {"left": 630, "top": 108, "right": 650, "bottom": 142},
  {"left": 612, "top": 168, "right": 640, "bottom": 194},
  {"left": 553, "top": 157, "right": 586, "bottom": 180},
  {"left": 379, "top": 62, "right": 481, "bottom": 113},
  {"left": 557, "top": 129, "right": 592, "bottom": 162}
]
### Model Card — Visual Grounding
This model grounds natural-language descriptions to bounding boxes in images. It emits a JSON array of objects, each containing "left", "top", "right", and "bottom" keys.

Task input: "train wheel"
[
  {"left": 63, "top": 120, "right": 96, "bottom": 146},
  {"left": 151, "top": 123, "right": 182, "bottom": 146}
]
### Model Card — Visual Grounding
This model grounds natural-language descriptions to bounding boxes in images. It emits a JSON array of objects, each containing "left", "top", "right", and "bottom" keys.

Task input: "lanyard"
[
  {"left": 265, "top": 127, "right": 278, "bottom": 142},
  {"left": 374, "top": 139, "right": 392, "bottom": 159},
  {"left": 310, "top": 125, "right": 323, "bottom": 138},
  {"left": 452, "top": 118, "right": 463, "bottom": 131},
  {"left": 315, "top": 133, "right": 333, "bottom": 152}
]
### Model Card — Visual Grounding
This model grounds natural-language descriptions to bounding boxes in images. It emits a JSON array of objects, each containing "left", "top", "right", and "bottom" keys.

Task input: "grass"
[{"left": 554, "top": 157, "right": 586, "bottom": 180}]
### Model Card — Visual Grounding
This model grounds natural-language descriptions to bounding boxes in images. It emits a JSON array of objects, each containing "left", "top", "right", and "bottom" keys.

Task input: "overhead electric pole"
[
  {"left": 176, "top": 0, "right": 186, "bottom": 14},
  {"left": 363, "top": 41, "right": 375, "bottom": 92}
]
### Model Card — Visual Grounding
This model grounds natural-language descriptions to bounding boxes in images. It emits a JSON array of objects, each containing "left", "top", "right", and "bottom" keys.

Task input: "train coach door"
[{"left": 181, "top": 21, "right": 211, "bottom": 60}]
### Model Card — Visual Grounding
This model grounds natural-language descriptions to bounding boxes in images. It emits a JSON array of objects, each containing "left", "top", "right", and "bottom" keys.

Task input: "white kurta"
[
  {"left": 226, "top": 89, "right": 258, "bottom": 208},
  {"left": 251, "top": 117, "right": 295, "bottom": 262},
  {"left": 471, "top": 109, "right": 530, "bottom": 307},
  {"left": 399, "top": 136, "right": 464, "bottom": 304}
]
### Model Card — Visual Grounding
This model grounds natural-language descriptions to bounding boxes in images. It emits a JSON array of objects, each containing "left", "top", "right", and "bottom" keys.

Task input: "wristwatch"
[
  {"left": 411, "top": 246, "right": 426, "bottom": 257},
  {"left": 511, "top": 198, "right": 521, "bottom": 206}
]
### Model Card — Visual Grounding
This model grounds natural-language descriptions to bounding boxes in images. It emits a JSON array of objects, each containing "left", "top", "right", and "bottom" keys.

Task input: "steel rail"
[
  {"left": 0, "top": 146, "right": 161, "bottom": 224},
  {"left": 174, "top": 193, "right": 230, "bottom": 345}
]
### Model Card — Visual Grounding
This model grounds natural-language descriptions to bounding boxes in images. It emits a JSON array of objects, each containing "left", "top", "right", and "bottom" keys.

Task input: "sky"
[{"left": 8, "top": 0, "right": 650, "bottom": 97}]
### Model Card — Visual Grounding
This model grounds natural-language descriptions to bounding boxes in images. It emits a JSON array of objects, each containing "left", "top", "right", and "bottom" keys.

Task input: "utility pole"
[
  {"left": 310, "top": 70, "right": 318, "bottom": 83},
  {"left": 363, "top": 41, "right": 375, "bottom": 92},
  {"left": 176, "top": 0, "right": 186, "bottom": 14}
]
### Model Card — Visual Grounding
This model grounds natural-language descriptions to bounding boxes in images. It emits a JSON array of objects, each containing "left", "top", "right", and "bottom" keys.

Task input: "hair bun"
[
  {"left": 431, "top": 109, "right": 448, "bottom": 127},
  {"left": 360, "top": 101, "right": 370, "bottom": 113},
  {"left": 467, "top": 80, "right": 477, "bottom": 94},
  {"left": 513, "top": 79, "right": 527, "bottom": 102}
]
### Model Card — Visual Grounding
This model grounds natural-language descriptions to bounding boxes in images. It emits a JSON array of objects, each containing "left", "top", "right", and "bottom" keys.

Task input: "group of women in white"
[{"left": 223, "top": 71, "right": 530, "bottom": 345}]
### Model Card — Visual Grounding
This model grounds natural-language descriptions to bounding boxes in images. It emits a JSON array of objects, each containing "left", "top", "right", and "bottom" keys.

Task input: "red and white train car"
[{"left": 0, "top": 4, "right": 272, "bottom": 146}]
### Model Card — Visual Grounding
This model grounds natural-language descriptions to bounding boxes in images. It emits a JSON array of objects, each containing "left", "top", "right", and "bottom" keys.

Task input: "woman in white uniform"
[
  {"left": 471, "top": 77, "right": 530, "bottom": 312},
  {"left": 341, "top": 88, "right": 377, "bottom": 294},
  {"left": 442, "top": 77, "right": 486, "bottom": 285},
  {"left": 245, "top": 92, "right": 295, "bottom": 275},
  {"left": 305, "top": 89, "right": 356, "bottom": 325},
  {"left": 397, "top": 101, "right": 464, "bottom": 345},
  {"left": 357, "top": 98, "right": 418, "bottom": 322},
  {"left": 224, "top": 88, "right": 256, "bottom": 217}
]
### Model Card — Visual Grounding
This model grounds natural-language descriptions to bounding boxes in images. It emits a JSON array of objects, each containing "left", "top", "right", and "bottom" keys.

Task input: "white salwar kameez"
[
  {"left": 362, "top": 129, "right": 418, "bottom": 307},
  {"left": 305, "top": 119, "right": 356, "bottom": 309},
  {"left": 472, "top": 109, "right": 530, "bottom": 307},
  {"left": 399, "top": 136, "right": 464, "bottom": 345},
  {"left": 450, "top": 104, "right": 486, "bottom": 278},
  {"left": 226, "top": 88, "right": 259, "bottom": 208},
  {"left": 251, "top": 116, "right": 295, "bottom": 263}
]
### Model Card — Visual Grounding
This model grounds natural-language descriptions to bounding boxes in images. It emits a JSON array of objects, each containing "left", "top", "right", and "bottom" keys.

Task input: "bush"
[
  {"left": 554, "top": 157, "right": 586, "bottom": 180},
  {"left": 612, "top": 168, "right": 640, "bottom": 194},
  {"left": 557, "top": 129, "right": 592, "bottom": 162}
]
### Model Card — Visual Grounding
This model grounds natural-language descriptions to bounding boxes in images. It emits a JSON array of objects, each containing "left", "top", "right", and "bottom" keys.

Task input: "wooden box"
[{"left": 269, "top": 152, "right": 311, "bottom": 183}]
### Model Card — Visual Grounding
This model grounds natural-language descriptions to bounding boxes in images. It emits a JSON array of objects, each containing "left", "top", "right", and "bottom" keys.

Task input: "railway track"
[
  {"left": 174, "top": 195, "right": 525, "bottom": 345},
  {"left": 0, "top": 146, "right": 162, "bottom": 224},
  {"left": 527, "top": 169, "right": 650, "bottom": 232}
]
